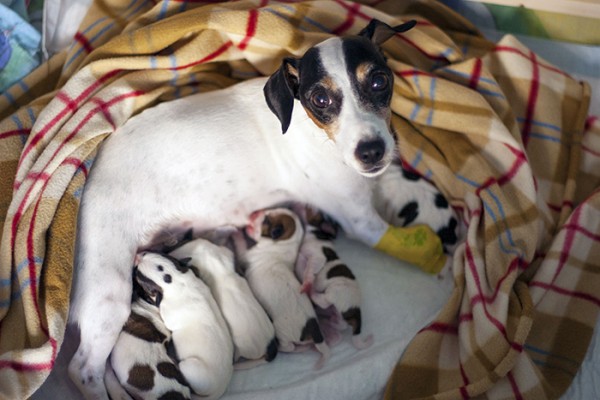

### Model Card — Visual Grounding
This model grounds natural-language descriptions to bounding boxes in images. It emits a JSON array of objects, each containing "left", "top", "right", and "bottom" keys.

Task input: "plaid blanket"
[{"left": 1, "top": 0, "right": 598, "bottom": 399}]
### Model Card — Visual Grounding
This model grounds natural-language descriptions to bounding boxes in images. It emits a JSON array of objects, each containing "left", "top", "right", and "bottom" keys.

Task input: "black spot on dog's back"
[
  {"left": 157, "top": 362, "right": 188, "bottom": 386},
  {"left": 158, "top": 391, "right": 189, "bottom": 400},
  {"left": 300, "top": 317, "right": 324, "bottom": 344},
  {"left": 313, "top": 229, "right": 336, "bottom": 241},
  {"left": 322, "top": 246, "right": 339, "bottom": 262},
  {"left": 434, "top": 193, "right": 449, "bottom": 209},
  {"left": 398, "top": 201, "right": 419, "bottom": 226},
  {"left": 127, "top": 364, "right": 155, "bottom": 391},
  {"left": 342, "top": 307, "right": 362, "bottom": 335},
  {"left": 326, "top": 264, "right": 355, "bottom": 280},
  {"left": 437, "top": 217, "right": 458, "bottom": 247},
  {"left": 123, "top": 312, "right": 167, "bottom": 343},
  {"left": 265, "top": 337, "right": 278, "bottom": 362}
]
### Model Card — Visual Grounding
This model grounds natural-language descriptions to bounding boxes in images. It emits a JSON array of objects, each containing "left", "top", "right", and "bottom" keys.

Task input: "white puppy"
[
  {"left": 168, "top": 237, "right": 278, "bottom": 368},
  {"left": 67, "top": 19, "right": 446, "bottom": 399},
  {"left": 105, "top": 284, "right": 191, "bottom": 400},
  {"left": 135, "top": 252, "right": 233, "bottom": 400},
  {"left": 232, "top": 208, "right": 330, "bottom": 369}
]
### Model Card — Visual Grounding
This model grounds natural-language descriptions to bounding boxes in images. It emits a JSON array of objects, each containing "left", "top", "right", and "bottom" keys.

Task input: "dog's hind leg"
[{"left": 68, "top": 224, "right": 135, "bottom": 400}]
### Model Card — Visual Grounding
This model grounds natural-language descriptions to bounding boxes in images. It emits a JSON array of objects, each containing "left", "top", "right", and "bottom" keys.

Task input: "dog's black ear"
[
  {"left": 359, "top": 19, "right": 417, "bottom": 45},
  {"left": 263, "top": 57, "right": 299, "bottom": 134},
  {"left": 135, "top": 270, "right": 164, "bottom": 307}
]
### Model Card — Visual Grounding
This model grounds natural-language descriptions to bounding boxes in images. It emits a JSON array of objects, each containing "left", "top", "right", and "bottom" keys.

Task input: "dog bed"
[{"left": 0, "top": 0, "right": 598, "bottom": 399}]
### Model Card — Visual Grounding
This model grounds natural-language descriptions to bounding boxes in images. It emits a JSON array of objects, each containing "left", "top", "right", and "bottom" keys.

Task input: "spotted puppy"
[
  {"left": 135, "top": 252, "right": 233, "bottom": 400},
  {"left": 294, "top": 205, "right": 373, "bottom": 349},
  {"left": 105, "top": 278, "right": 191, "bottom": 400},
  {"left": 373, "top": 162, "right": 460, "bottom": 253},
  {"left": 169, "top": 237, "right": 278, "bottom": 369},
  {"left": 232, "top": 207, "right": 330, "bottom": 369}
]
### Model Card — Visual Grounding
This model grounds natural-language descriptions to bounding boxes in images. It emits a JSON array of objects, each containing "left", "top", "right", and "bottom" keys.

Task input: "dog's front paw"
[{"left": 374, "top": 224, "right": 447, "bottom": 274}]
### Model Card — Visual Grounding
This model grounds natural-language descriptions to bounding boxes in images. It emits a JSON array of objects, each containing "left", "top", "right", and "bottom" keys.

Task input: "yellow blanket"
[{"left": 1, "top": 1, "right": 598, "bottom": 399}]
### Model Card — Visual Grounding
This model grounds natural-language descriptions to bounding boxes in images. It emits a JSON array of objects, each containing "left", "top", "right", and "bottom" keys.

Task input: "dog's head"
[{"left": 264, "top": 19, "right": 416, "bottom": 177}]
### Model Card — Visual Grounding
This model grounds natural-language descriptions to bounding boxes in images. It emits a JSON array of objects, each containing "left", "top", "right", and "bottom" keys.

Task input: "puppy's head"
[
  {"left": 244, "top": 207, "right": 304, "bottom": 253},
  {"left": 134, "top": 252, "right": 198, "bottom": 306},
  {"left": 264, "top": 19, "right": 416, "bottom": 177}
]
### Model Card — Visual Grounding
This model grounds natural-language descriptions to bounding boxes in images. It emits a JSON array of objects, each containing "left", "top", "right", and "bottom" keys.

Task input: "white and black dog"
[{"left": 68, "top": 19, "right": 444, "bottom": 399}]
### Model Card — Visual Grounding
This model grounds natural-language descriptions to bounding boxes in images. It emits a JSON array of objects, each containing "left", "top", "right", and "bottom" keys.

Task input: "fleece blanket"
[{"left": 0, "top": 0, "right": 598, "bottom": 399}]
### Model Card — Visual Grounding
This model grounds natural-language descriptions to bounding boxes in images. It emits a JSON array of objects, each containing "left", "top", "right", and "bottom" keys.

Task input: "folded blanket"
[{"left": 0, "top": 0, "right": 598, "bottom": 399}]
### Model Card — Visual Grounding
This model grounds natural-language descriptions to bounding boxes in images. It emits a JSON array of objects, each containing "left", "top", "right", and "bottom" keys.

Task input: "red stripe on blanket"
[
  {"left": 507, "top": 371, "right": 524, "bottom": 400},
  {"left": 238, "top": 8, "right": 260, "bottom": 51},
  {"left": 493, "top": 46, "right": 570, "bottom": 78},
  {"left": 529, "top": 281, "right": 600, "bottom": 307},
  {"left": 419, "top": 321, "right": 458, "bottom": 334},
  {"left": 468, "top": 58, "right": 482, "bottom": 89},
  {"left": 332, "top": 1, "right": 362, "bottom": 35},
  {"left": 582, "top": 143, "right": 600, "bottom": 158},
  {"left": 0, "top": 358, "right": 54, "bottom": 372},
  {"left": 75, "top": 32, "right": 94, "bottom": 54},
  {"left": 521, "top": 51, "right": 540, "bottom": 146},
  {"left": 395, "top": 69, "right": 436, "bottom": 78},
  {"left": 90, "top": 97, "right": 116, "bottom": 130},
  {"left": 18, "top": 69, "right": 123, "bottom": 174},
  {"left": 0, "top": 129, "right": 30, "bottom": 140},
  {"left": 171, "top": 41, "right": 233, "bottom": 70},
  {"left": 585, "top": 115, "right": 598, "bottom": 131},
  {"left": 552, "top": 204, "right": 581, "bottom": 283},
  {"left": 465, "top": 243, "right": 510, "bottom": 341},
  {"left": 459, "top": 362, "right": 470, "bottom": 400}
]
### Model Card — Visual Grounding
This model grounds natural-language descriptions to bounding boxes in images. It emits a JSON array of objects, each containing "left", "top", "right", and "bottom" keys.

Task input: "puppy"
[
  {"left": 294, "top": 204, "right": 372, "bottom": 349},
  {"left": 373, "top": 162, "right": 459, "bottom": 253},
  {"left": 68, "top": 19, "right": 445, "bottom": 399},
  {"left": 135, "top": 252, "right": 234, "bottom": 400},
  {"left": 105, "top": 279, "right": 191, "bottom": 400},
  {"left": 232, "top": 207, "right": 330, "bottom": 369},
  {"left": 168, "top": 237, "right": 278, "bottom": 369}
]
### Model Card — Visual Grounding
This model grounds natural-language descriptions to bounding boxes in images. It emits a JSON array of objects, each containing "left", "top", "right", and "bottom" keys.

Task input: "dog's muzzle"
[{"left": 354, "top": 139, "right": 389, "bottom": 175}]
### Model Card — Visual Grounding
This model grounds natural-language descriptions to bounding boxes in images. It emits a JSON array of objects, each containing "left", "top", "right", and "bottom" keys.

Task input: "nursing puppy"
[
  {"left": 294, "top": 205, "right": 372, "bottom": 349},
  {"left": 135, "top": 252, "right": 234, "bottom": 400},
  {"left": 68, "top": 19, "right": 439, "bottom": 399},
  {"left": 105, "top": 280, "right": 191, "bottom": 400},
  {"left": 232, "top": 208, "right": 330, "bottom": 369},
  {"left": 168, "top": 237, "right": 278, "bottom": 368}
]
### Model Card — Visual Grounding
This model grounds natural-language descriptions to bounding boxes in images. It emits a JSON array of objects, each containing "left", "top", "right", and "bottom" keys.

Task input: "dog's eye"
[
  {"left": 270, "top": 224, "right": 284, "bottom": 240},
  {"left": 370, "top": 73, "right": 388, "bottom": 91},
  {"left": 311, "top": 90, "right": 331, "bottom": 109}
]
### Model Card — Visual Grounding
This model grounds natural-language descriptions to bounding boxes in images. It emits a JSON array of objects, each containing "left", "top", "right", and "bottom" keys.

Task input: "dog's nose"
[{"left": 355, "top": 139, "right": 385, "bottom": 166}]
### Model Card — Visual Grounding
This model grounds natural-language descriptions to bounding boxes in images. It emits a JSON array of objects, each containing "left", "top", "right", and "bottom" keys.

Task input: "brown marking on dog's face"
[
  {"left": 261, "top": 213, "right": 296, "bottom": 241},
  {"left": 123, "top": 311, "right": 168, "bottom": 343},
  {"left": 355, "top": 62, "right": 372, "bottom": 84},
  {"left": 127, "top": 364, "right": 155, "bottom": 391},
  {"left": 326, "top": 263, "right": 355, "bottom": 280}
]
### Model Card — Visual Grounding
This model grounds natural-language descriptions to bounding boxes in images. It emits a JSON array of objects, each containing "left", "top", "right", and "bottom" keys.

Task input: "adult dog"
[{"left": 68, "top": 18, "right": 444, "bottom": 399}]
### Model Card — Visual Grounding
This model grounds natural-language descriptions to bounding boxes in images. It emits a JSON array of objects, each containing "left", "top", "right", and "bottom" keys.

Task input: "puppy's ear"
[
  {"left": 263, "top": 57, "right": 299, "bottom": 134},
  {"left": 359, "top": 19, "right": 417, "bottom": 45}
]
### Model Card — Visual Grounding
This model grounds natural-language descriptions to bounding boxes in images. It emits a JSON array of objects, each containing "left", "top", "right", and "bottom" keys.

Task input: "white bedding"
[{"left": 32, "top": 0, "right": 599, "bottom": 399}]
